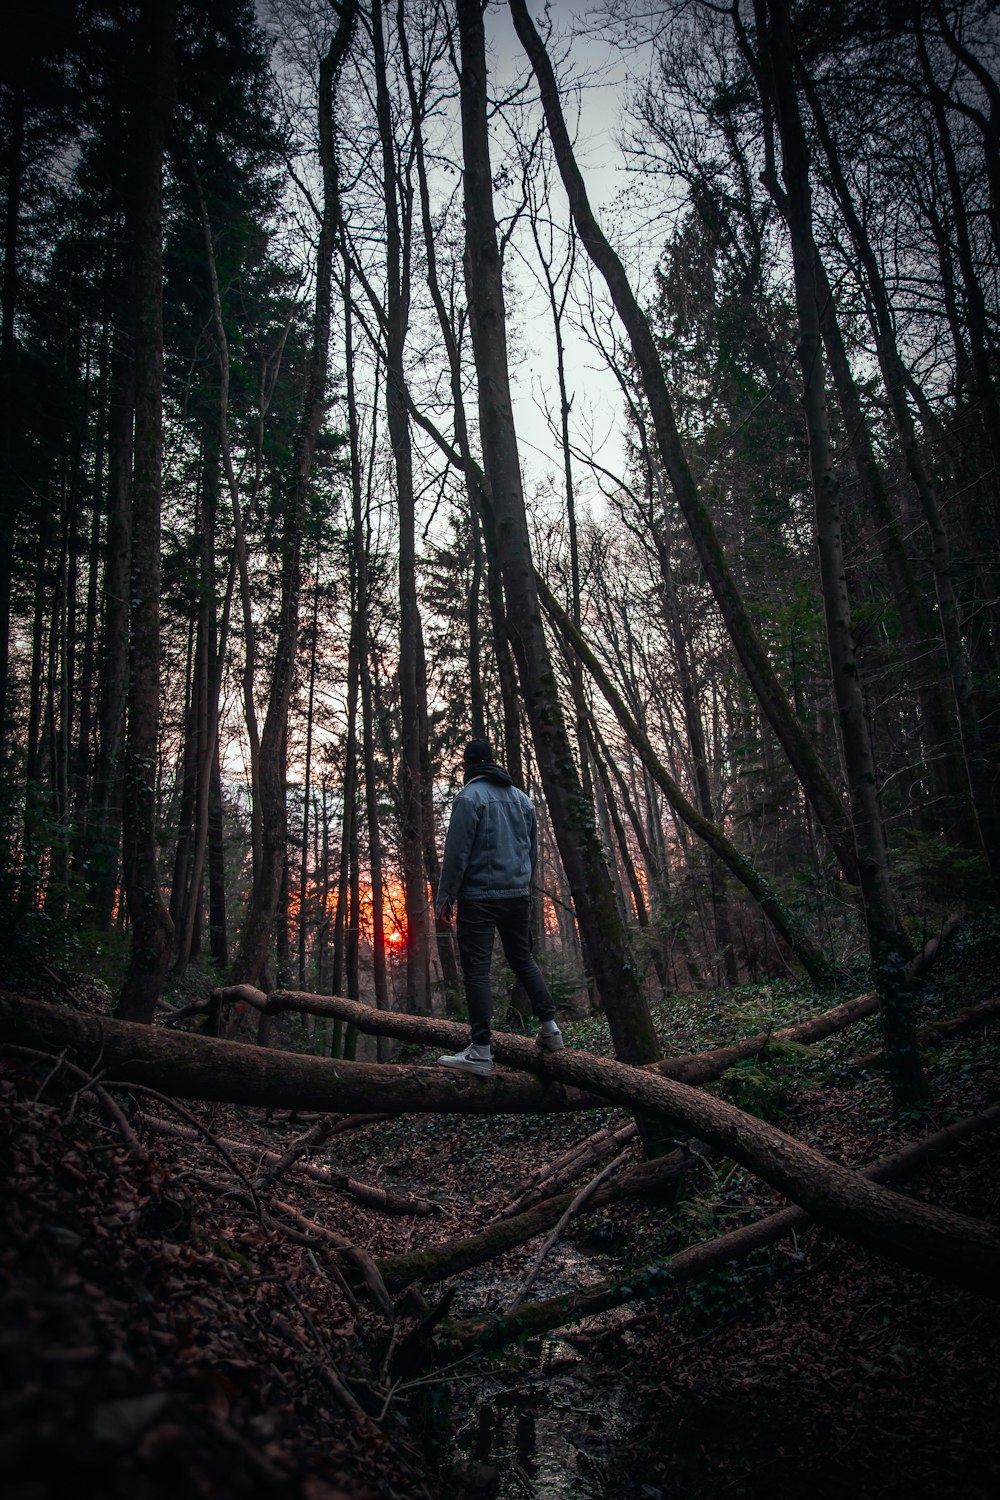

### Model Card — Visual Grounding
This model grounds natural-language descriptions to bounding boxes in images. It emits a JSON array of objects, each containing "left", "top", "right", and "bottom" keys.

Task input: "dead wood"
[
  {"left": 271, "top": 1307, "right": 371, "bottom": 1427},
  {"left": 496, "top": 919, "right": 964, "bottom": 1212},
  {"left": 271, "top": 1200, "right": 394, "bottom": 1319},
  {"left": 230, "top": 915, "right": 959, "bottom": 1095},
  {"left": 376, "top": 1146, "right": 690, "bottom": 1292},
  {"left": 138, "top": 1114, "right": 438, "bottom": 1215},
  {"left": 179, "top": 1166, "right": 395, "bottom": 1321},
  {"left": 101, "top": 1079, "right": 266, "bottom": 1220},
  {"left": 660, "top": 913, "right": 962, "bottom": 1085},
  {"left": 508, "top": 1145, "right": 635, "bottom": 1312},
  {"left": 0, "top": 993, "right": 605, "bottom": 1115},
  {"left": 854, "top": 994, "right": 1000, "bottom": 1070},
  {"left": 8, "top": 957, "right": 995, "bottom": 1296},
  {"left": 501, "top": 1120, "right": 639, "bottom": 1218},
  {"left": 254, "top": 1111, "right": 391, "bottom": 1190},
  {"left": 342, "top": 1178, "right": 439, "bottom": 1216},
  {"left": 443, "top": 1104, "right": 1000, "bottom": 1355},
  {"left": 271, "top": 992, "right": 1000, "bottom": 1298},
  {"left": 1, "top": 1044, "right": 149, "bottom": 1163}
]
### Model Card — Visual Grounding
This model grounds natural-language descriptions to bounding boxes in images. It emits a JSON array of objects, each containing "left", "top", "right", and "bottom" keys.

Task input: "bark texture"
[
  {"left": 456, "top": 0, "right": 662, "bottom": 1097},
  {"left": 507, "top": 0, "right": 858, "bottom": 881},
  {"left": 117, "top": 0, "right": 176, "bottom": 1022},
  {"left": 9, "top": 986, "right": 996, "bottom": 1297}
]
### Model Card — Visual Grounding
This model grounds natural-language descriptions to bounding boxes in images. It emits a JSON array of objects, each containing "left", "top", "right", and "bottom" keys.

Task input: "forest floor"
[{"left": 2, "top": 920, "right": 999, "bottom": 1500}]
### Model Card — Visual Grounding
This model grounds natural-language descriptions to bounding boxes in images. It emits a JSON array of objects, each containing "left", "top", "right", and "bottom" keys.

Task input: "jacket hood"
[{"left": 463, "top": 761, "right": 513, "bottom": 788}]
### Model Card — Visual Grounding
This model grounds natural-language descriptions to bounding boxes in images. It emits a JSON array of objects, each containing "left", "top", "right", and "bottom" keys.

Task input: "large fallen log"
[
  {"left": 441, "top": 1104, "right": 1000, "bottom": 1356},
  {"left": 253, "top": 992, "right": 1000, "bottom": 1298},
  {"left": 7, "top": 987, "right": 997, "bottom": 1296},
  {"left": 854, "top": 994, "right": 1000, "bottom": 1070},
  {"left": 376, "top": 1146, "right": 689, "bottom": 1291},
  {"left": 222, "top": 982, "right": 882, "bottom": 1084},
  {"left": 493, "top": 916, "right": 964, "bottom": 1213},
  {"left": 228, "top": 912, "right": 961, "bottom": 1089},
  {"left": 0, "top": 993, "right": 606, "bottom": 1115}
]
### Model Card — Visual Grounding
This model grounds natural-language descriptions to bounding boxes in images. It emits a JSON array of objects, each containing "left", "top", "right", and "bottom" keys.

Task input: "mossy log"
[
  {"left": 230, "top": 914, "right": 960, "bottom": 1091},
  {"left": 854, "top": 993, "right": 1000, "bottom": 1070},
  {"left": 0, "top": 993, "right": 606, "bottom": 1116},
  {"left": 441, "top": 1104, "right": 1000, "bottom": 1356},
  {"left": 261, "top": 991, "right": 1000, "bottom": 1298},
  {"left": 377, "top": 1146, "right": 689, "bottom": 1291},
  {"left": 7, "top": 981, "right": 997, "bottom": 1297}
]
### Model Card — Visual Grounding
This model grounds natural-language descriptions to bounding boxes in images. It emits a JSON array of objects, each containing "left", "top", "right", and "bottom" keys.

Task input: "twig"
[
  {"left": 374, "top": 1353, "right": 482, "bottom": 1423},
  {"left": 307, "top": 1246, "right": 362, "bottom": 1318},
  {"left": 271, "top": 1308, "right": 370, "bottom": 1427},
  {"left": 272, "top": 1199, "right": 395, "bottom": 1320},
  {"left": 0, "top": 1044, "right": 147, "bottom": 1162},
  {"left": 499, "top": 1119, "right": 637, "bottom": 1219},
  {"left": 508, "top": 1145, "right": 634, "bottom": 1312},
  {"left": 101, "top": 1080, "right": 265, "bottom": 1220},
  {"left": 255, "top": 1112, "right": 391, "bottom": 1190},
  {"left": 140, "top": 1114, "right": 434, "bottom": 1212},
  {"left": 32, "top": 1047, "right": 70, "bottom": 1103}
]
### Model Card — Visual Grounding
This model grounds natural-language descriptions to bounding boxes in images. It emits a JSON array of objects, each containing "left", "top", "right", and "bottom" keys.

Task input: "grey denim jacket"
[{"left": 437, "top": 772, "right": 538, "bottom": 905}]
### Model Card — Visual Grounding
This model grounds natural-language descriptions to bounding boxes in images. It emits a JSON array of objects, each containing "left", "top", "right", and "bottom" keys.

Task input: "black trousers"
[{"left": 456, "top": 896, "right": 555, "bottom": 1046}]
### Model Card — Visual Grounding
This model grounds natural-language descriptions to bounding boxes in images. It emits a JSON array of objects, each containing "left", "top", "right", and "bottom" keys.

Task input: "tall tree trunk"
[
  {"left": 456, "top": 0, "right": 663, "bottom": 1108},
  {"left": 648, "top": 485, "right": 738, "bottom": 983},
  {"left": 539, "top": 577, "right": 834, "bottom": 986},
  {"left": 752, "top": 0, "right": 926, "bottom": 1102},
  {"left": 117, "top": 0, "right": 177, "bottom": 1023},
  {"left": 73, "top": 368, "right": 104, "bottom": 832},
  {"left": 297, "top": 568, "right": 321, "bottom": 988},
  {"left": 88, "top": 277, "right": 133, "bottom": 928},
  {"left": 372, "top": 0, "right": 430, "bottom": 1014},
  {"left": 233, "top": 3, "right": 358, "bottom": 985},
  {"left": 508, "top": 0, "right": 857, "bottom": 883},
  {"left": 0, "top": 85, "right": 24, "bottom": 762},
  {"left": 169, "top": 605, "right": 201, "bottom": 940},
  {"left": 207, "top": 738, "right": 228, "bottom": 967},
  {"left": 800, "top": 59, "right": 997, "bottom": 872},
  {"left": 812, "top": 248, "right": 971, "bottom": 838},
  {"left": 339, "top": 249, "right": 390, "bottom": 1047},
  {"left": 400, "top": 32, "right": 523, "bottom": 779},
  {"left": 915, "top": 18, "right": 1000, "bottom": 465}
]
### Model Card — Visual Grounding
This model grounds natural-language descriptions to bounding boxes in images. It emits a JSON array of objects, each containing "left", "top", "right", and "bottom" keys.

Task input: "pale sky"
[{"left": 483, "top": 1, "right": 664, "bottom": 517}]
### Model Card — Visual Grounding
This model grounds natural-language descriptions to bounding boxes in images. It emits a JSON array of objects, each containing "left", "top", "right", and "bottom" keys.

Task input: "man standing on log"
[{"left": 435, "top": 738, "right": 564, "bottom": 1075}]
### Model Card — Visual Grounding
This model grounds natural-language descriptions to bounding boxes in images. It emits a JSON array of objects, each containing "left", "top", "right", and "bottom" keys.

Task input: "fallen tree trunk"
[
  {"left": 854, "top": 994, "right": 1000, "bottom": 1070},
  {"left": 663, "top": 912, "right": 962, "bottom": 1085},
  {"left": 220, "top": 982, "right": 879, "bottom": 1086},
  {"left": 492, "top": 917, "right": 964, "bottom": 1214},
  {"left": 8, "top": 984, "right": 996, "bottom": 1295},
  {"left": 441, "top": 1104, "right": 1000, "bottom": 1356},
  {"left": 0, "top": 993, "right": 606, "bottom": 1115},
  {"left": 221, "top": 913, "right": 961, "bottom": 1091},
  {"left": 502, "top": 1120, "right": 641, "bottom": 1219},
  {"left": 252, "top": 992, "right": 1000, "bottom": 1298},
  {"left": 140, "top": 1115, "right": 438, "bottom": 1215},
  {"left": 377, "top": 1145, "right": 688, "bottom": 1292}
]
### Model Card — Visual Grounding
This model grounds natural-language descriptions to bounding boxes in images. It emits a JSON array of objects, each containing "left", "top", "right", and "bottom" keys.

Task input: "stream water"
[{"left": 446, "top": 1245, "right": 655, "bottom": 1500}]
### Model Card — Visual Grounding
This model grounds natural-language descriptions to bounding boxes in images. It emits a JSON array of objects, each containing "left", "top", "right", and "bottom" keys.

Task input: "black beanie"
[{"left": 463, "top": 738, "right": 493, "bottom": 766}]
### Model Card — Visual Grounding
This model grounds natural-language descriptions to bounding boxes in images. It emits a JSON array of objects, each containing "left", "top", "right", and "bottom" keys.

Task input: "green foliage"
[
  {"left": 719, "top": 1041, "right": 821, "bottom": 1121},
  {"left": 892, "top": 830, "right": 994, "bottom": 910},
  {"left": 683, "top": 1264, "right": 757, "bottom": 1324},
  {"left": 210, "top": 1239, "right": 253, "bottom": 1273},
  {"left": 537, "top": 952, "right": 588, "bottom": 1014}
]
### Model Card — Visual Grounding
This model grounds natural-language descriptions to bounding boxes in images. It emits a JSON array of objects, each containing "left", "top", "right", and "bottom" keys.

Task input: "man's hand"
[{"left": 436, "top": 900, "right": 454, "bottom": 926}]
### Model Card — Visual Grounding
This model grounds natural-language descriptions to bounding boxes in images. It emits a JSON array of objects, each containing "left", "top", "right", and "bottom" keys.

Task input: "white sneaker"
[
  {"left": 439, "top": 1044, "right": 493, "bottom": 1077},
  {"left": 536, "top": 1020, "right": 564, "bottom": 1052}
]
